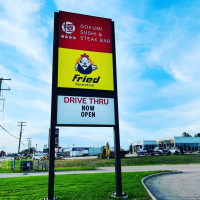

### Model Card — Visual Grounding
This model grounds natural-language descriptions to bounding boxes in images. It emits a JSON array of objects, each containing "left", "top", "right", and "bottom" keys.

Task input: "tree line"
[{"left": 181, "top": 132, "right": 200, "bottom": 137}]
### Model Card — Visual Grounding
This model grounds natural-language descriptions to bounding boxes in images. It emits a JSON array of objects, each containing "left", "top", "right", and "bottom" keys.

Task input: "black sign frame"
[{"left": 48, "top": 11, "right": 124, "bottom": 199}]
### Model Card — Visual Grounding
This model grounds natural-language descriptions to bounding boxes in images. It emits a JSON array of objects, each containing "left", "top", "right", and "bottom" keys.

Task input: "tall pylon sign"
[{"left": 47, "top": 11, "right": 127, "bottom": 200}]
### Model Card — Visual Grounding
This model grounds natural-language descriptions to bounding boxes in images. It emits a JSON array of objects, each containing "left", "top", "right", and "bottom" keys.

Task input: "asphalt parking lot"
[{"left": 145, "top": 166, "right": 200, "bottom": 200}]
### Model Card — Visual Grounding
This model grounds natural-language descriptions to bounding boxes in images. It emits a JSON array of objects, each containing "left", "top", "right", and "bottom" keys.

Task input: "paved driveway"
[
  {"left": 145, "top": 171, "right": 200, "bottom": 200},
  {"left": 144, "top": 166, "right": 200, "bottom": 200}
]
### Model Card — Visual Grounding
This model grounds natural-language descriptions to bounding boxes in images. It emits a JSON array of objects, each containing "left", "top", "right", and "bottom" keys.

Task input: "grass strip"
[
  {"left": 121, "top": 154, "right": 200, "bottom": 166},
  {"left": 1, "top": 154, "right": 200, "bottom": 173},
  {"left": 0, "top": 171, "right": 161, "bottom": 200},
  {"left": 54, "top": 154, "right": 200, "bottom": 168}
]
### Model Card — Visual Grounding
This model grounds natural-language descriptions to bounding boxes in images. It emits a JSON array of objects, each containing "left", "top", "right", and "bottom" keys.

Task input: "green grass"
[
  {"left": 53, "top": 154, "right": 200, "bottom": 170},
  {"left": 0, "top": 161, "right": 13, "bottom": 173},
  {"left": 121, "top": 154, "right": 200, "bottom": 166},
  {"left": 1, "top": 154, "right": 200, "bottom": 173},
  {"left": 0, "top": 171, "right": 160, "bottom": 200}
]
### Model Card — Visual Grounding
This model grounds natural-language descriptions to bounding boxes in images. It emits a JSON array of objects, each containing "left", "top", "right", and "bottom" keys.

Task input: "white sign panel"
[{"left": 57, "top": 96, "right": 115, "bottom": 125}]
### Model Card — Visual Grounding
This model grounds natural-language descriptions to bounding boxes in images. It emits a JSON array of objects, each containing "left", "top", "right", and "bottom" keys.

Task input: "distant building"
[
  {"left": 62, "top": 147, "right": 101, "bottom": 157},
  {"left": 88, "top": 147, "right": 101, "bottom": 156},
  {"left": 173, "top": 137, "right": 200, "bottom": 152},
  {"left": 132, "top": 137, "right": 200, "bottom": 153},
  {"left": 132, "top": 140, "right": 158, "bottom": 153}
]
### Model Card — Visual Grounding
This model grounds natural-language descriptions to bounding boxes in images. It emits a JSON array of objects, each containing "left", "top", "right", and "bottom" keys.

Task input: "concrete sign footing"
[
  {"left": 111, "top": 192, "right": 128, "bottom": 199},
  {"left": 44, "top": 197, "right": 58, "bottom": 200}
]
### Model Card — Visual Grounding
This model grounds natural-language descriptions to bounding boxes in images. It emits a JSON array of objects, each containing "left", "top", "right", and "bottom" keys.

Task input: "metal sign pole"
[
  {"left": 111, "top": 21, "right": 128, "bottom": 198},
  {"left": 48, "top": 126, "right": 56, "bottom": 199},
  {"left": 46, "top": 12, "right": 59, "bottom": 200},
  {"left": 113, "top": 124, "right": 122, "bottom": 196}
]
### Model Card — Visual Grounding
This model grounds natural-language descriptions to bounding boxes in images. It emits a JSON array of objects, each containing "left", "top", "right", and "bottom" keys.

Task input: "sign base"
[
  {"left": 44, "top": 197, "right": 58, "bottom": 200},
  {"left": 111, "top": 192, "right": 128, "bottom": 199}
]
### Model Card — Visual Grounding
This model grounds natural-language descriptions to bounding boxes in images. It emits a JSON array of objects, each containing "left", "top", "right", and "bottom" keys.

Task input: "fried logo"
[
  {"left": 72, "top": 53, "right": 100, "bottom": 84},
  {"left": 75, "top": 53, "right": 97, "bottom": 75}
]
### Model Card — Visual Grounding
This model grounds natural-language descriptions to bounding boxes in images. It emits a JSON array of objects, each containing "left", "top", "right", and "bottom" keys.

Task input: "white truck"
[
  {"left": 169, "top": 147, "right": 180, "bottom": 155},
  {"left": 80, "top": 149, "right": 89, "bottom": 156}
]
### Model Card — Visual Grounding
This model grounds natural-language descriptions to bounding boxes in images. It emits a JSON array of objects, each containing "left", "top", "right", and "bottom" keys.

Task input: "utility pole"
[
  {"left": 27, "top": 138, "right": 32, "bottom": 154},
  {"left": 0, "top": 78, "right": 11, "bottom": 97},
  {"left": 0, "top": 78, "right": 11, "bottom": 114},
  {"left": 17, "top": 122, "right": 26, "bottom": 153}
]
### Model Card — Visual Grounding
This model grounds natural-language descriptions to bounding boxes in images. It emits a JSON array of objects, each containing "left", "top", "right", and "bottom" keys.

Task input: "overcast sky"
[{"left": 1, "top": 0, "right": 200, "bottom": 152}]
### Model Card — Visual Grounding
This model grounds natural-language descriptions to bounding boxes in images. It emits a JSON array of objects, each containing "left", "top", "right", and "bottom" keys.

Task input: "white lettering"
[
  {"left": 80, "top": 24, "right": 102, "bottom": 31},
  {"left": 80, "top": 36, "right": 98, "bottom": 42},
  {"left": 100, "top": 38, "right": 110, "bottom": 43}
]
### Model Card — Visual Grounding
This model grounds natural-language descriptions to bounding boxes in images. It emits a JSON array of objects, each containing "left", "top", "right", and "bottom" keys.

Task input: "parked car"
[
  {"left": 152, "top": 148, "right": 160, "bottom": 155},
  {"left": 162, "top": 149, "right": 171, "bottom": 155},
  {"left": 179, "top": 147, "right": 185, "bottom": 154},
  {"left": 169, "top": 147, "right": 180, "bottom": 155},
  {"left": 154, "top": 147, "right": 171, "bottom": 155},
  {"left": 59, "top": 152, "right": 64, "bottom": 157},
  {"left": 33, "top": 153, "right": 46, "bottom": 160},
  {"left": 137, "top": 149, "right": 147, "bottom": 156},
  {"left": 137, "top": 148, "right": 154, "bottom": 156}
]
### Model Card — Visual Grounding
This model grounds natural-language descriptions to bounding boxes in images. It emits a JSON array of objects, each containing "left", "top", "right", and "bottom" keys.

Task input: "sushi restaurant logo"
[{"left": 62, "top": 21, "right": 75, "bottom": 34}]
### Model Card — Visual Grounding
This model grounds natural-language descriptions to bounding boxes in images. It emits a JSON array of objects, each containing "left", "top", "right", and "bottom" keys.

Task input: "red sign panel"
[{"left": 59, "top": 11, "right": 112, "bottom": 53}]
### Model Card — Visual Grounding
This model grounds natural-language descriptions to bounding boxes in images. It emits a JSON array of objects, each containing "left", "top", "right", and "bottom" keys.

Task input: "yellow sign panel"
[{"left": 57, "top": 48, "right": 114, "bottom": 91}]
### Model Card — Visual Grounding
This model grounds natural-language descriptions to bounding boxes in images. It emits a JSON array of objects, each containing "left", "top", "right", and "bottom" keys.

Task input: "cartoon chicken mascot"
[{"left": 75, "top": 53, "right": 97, "bottom": 74}]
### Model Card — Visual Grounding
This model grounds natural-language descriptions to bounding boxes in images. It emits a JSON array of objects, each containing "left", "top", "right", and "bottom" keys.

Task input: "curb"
[{"left": 142, "top": 171, "right": 183, "bottom": 200}]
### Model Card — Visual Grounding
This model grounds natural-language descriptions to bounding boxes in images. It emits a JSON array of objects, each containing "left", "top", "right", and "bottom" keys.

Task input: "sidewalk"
[{"left": 1, "top": 164, "right": 200, "bottom": 178}]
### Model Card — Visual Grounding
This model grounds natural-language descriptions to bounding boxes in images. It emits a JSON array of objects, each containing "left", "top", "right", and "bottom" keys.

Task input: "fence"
[
  {"left": 11, "top": 159, "right": 49, "bottom": 172},
  {"left": 34, "top": 160, "right": 49, "bottom": 171}
]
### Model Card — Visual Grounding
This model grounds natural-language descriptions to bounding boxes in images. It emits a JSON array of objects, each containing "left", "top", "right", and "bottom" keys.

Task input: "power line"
[
  {"left": 3, "top": 82, "right": 24, "bottom": 120},
  {"left": 0, "top": 124, "right": 19, "bottom": 139},
  {"left": 0, "top": 124, "right": 26, "bottom": 146},
  {"left": 0, "top": 78, "right": 27, "bottom": 150}
]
